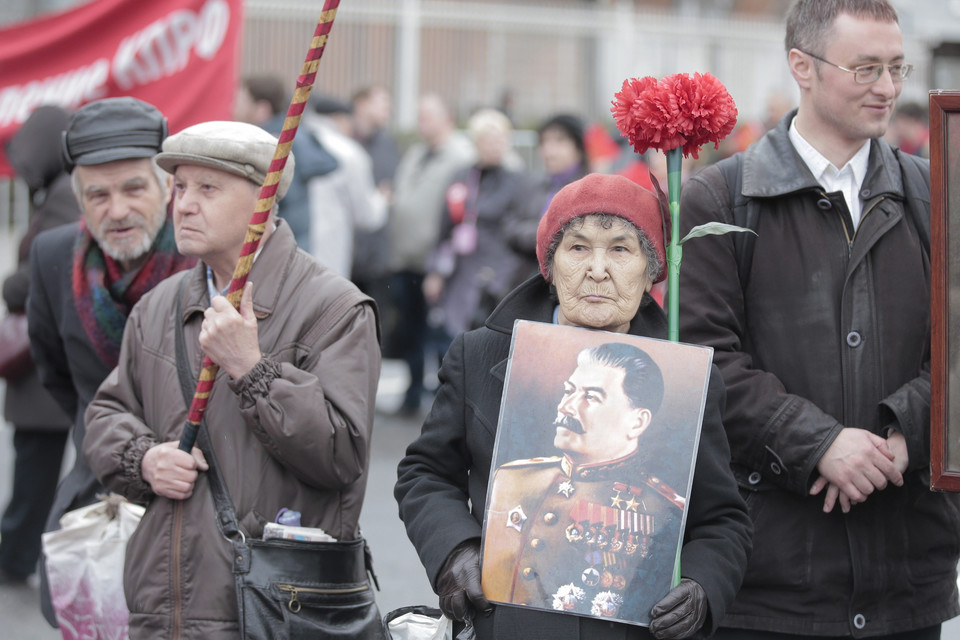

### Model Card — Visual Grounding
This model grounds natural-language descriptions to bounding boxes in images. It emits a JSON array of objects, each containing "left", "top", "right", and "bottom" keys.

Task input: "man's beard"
[
  {"left": 92, "top": 211, "right": 165, "bottom": 264},
  {"left": 553, "top": 415, "right": 584, "bottom": 434}
]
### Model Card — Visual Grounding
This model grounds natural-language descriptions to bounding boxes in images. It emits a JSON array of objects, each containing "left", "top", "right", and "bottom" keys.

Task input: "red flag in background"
[{"left": 0, "top": 0, "right": 244, "bottom": 177}]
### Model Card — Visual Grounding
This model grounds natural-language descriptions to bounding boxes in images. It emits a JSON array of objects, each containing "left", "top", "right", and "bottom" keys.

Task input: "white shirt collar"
[{"left": 788, "top": 116, "right": 871, "bottom": 228}]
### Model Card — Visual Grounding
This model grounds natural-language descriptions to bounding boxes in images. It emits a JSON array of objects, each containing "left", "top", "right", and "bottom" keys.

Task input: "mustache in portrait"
[{"left": 553, "top": 414, "right": 584, "bottom": 434}]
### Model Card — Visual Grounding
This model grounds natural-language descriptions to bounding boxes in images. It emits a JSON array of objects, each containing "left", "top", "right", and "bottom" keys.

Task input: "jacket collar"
[
  {"left": 180, "top": 219, "right": 298, "bottom": 323},
  {"left": 742, "top": 108, "right": 905, "bottom": 201}
]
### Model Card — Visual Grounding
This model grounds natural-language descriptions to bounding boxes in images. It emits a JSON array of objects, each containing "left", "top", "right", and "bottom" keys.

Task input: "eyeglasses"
[{"left": 801, "top": 50, "right": 913, "bottom": 84}]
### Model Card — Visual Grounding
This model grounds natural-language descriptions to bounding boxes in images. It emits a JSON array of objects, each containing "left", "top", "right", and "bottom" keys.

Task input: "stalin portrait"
[{"left": 481, "top": 341, "right": 686, "bottom": 623}]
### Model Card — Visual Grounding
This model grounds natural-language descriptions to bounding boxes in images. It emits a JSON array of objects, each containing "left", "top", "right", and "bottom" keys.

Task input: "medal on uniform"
[
  {"left": 506, "top": 505, "right": 527, "bottom": 532},
  {"left": 551, "top": 583, "right": 585, "bottom": 611},
  {"left": 581, "top": 566, "right": 601, "bottom": 587},
  {"left": 590, "top": 590, "right": 623, "bottom": 618}
]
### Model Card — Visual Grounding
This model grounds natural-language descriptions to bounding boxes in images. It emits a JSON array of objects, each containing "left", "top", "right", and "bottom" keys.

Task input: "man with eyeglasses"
[{"left": 678, "top": 1, "right": 959, "bottom": 639}]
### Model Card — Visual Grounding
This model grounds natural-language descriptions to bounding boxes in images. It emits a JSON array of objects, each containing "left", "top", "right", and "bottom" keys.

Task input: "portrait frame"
[
  {"left": 479, "top": 320, "right": 713, "bottom": 627},
  {"left": 930, "top": 90, "right": 960, "bottom": 491}
]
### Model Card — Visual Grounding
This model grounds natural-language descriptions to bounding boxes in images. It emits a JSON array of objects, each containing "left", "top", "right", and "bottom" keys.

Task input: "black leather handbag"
[
  {"left": 174, "top": 283, "right": 387, "bottom": 639},
  {"left": 230, "top": 528, "right": 386, "bottom": 639}
]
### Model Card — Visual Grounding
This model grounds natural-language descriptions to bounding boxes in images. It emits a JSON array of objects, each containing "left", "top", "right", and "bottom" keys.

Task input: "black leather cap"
[{"left": 61, "top": 97, "right": 167, "bottom": 172}]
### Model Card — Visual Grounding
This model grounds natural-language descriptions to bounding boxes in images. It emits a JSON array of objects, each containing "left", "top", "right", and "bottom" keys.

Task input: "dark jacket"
[
  {"left": 504, "top": 165, "right": 588, "bottom": 288},
  {"left": 3, "top": 105, "right": 78, "bottom": 429},
  {"left": 28, "top": 223, "right": 128, "bottom": 525},
  {"left": 426, "top": 164, "right": 526, "bottom": 337},
  {"left": 83, "top": 222, "right": 381, "bottom": 639},
  {"left": 395, "top": 276, "right": 752, "bottom": 639},
  {"left": 678, "top": 110, "right": 960, "bottom": 636}
]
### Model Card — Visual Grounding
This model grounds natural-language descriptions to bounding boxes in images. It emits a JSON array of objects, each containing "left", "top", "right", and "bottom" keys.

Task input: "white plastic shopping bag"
[
  {"left": 385, "top": 606, "right": 453, "bottom": 640},
  {"left": 41, "top": 494, "right": 144, "bottom": 640}
]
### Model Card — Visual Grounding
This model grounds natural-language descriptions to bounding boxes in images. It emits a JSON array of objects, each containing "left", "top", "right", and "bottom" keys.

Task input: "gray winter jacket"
[{"left": 84, "top": 223, "right": 381, "bottom": 639}]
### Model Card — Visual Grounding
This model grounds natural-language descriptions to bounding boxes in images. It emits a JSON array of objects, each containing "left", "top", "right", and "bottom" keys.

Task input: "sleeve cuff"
[
  {"left": 229, "top": 356, "right": 282, "bottom": 407},
  {"left": 122, "top": 435, "right": 157, "bottom": 501}
]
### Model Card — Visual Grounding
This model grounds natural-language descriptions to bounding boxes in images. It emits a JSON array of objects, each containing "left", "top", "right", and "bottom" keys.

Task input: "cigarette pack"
[{"left": 262, "top": 522, "right": 336, "bottom": 543}]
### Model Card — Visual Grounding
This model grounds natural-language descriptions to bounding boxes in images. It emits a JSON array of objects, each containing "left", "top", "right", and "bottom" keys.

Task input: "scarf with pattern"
[{"left": 72, "top": 217, "right": 196, "bottom": 368}]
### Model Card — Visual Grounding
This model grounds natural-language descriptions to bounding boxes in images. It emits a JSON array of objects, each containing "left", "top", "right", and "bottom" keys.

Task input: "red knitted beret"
[{"left": 535, "top": 173, "right": 668, "bottom": 283}]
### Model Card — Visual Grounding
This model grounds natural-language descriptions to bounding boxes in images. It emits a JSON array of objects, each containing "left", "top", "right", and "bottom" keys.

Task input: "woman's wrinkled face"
[{"left": 552, "top": 216, "right": 652, "bottom": 334}]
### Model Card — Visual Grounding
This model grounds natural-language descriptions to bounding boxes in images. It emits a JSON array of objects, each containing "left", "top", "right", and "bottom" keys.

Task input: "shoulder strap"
[
  {"left": 717, "top": 154, "right": 760, "bottom": 290},
  {"left": 174, "top": 277, "right": 242, "bottom": 541},
  {"left": 894, "top": 148, "right": 930, "bottom": 256}
]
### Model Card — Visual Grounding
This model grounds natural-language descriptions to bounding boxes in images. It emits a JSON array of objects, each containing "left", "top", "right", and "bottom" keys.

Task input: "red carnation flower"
[{"left": 611, "top": 72, "right": 738, "bottom": 159}]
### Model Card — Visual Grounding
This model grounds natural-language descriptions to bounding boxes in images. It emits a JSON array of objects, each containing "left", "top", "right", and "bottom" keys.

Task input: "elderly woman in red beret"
[{"left": 395, "top": 173, "right": 751, "bottom": 640}]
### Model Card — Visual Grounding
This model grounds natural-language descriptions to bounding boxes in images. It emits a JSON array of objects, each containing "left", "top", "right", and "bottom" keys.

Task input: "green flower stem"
[
  {"left": 666, "top": 147, "right": 682, "bottom": 585},
  {"left": 666, "top": 146, "right": 682, "bottom": 343}
]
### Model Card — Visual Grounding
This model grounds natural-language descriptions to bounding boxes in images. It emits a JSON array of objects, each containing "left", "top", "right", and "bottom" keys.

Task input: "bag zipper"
[{"left": 277, "top": 583, "right": 369, "bottom": 613}]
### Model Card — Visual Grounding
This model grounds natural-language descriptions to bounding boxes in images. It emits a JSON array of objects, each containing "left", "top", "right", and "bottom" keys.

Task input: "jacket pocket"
[
  {"left": 738, "top": 485, "right": 813, "bottom": 589},
  {"left": 902, "top": 477, "right": 960, "bottom": 586}
]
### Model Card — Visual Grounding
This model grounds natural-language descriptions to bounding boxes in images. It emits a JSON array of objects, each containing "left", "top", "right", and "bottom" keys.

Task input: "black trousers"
[
  {"left": 712, "top": 625, "right": 941, "bottom": 640},
  {"left": 0, "top": 429, "right": 68, "bottom": 577},
  {"left": 390, "top": 271, "right": 428, "bottom": 409}
]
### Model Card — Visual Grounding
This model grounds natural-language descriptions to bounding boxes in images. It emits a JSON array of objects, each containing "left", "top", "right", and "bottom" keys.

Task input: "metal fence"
[{"left": 241, "top": 0, "right": 800, "bottom": 130}]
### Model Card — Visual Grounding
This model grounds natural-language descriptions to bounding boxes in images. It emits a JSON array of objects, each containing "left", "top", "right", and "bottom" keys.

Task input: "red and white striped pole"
[{"left": 179, "top": 0, "right": 342, "bottom": 452}]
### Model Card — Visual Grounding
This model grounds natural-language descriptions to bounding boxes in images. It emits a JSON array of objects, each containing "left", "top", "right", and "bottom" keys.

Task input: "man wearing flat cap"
[
  {"left": 27, "top": 96, "right": 195, "bottom": 626},
  {"left": 83, "top": 120, "right": 381, "bottom": 638}
]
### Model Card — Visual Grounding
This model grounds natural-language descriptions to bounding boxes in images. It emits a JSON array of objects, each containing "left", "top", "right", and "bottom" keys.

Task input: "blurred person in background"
[
  {"left": 234, "top": 74, "right": 338, "bottom": 251},
  {"left": 302, "top": 94, "right": 387, "bottom": 278},
  {"left": 422, "top": 108, "right": 526, "bottom": 351},
  {"left": 350, "top": 84, "right": 399, "bottom": 316},
  {"left": 388, "top": 93, "right": 474, "bottom": 416},
  {"left": 885, "top": 101, "right": 929, "bottom": 157},
  {"left": 351, "top": 84, "right": 399, "bottom": 191},
  {"left": 505, "top": 113, "right": 588, "bottom": 288},
  {"left": 0, "top": 105, "right": 78, "bottom": 585}
]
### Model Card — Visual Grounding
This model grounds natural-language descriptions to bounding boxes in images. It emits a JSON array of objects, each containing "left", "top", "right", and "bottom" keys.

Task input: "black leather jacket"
[{"left": 679, "top": 110, "right": 960, "bottom": 636}]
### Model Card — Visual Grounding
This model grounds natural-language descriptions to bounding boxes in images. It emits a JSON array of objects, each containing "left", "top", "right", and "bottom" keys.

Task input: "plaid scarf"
[{"left": 72, "top": 217, "right": 196, "bottom": 368}]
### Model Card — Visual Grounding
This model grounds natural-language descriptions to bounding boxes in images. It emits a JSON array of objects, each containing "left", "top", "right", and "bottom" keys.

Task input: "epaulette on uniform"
[
  {"left": 645, "top": 475, "right": 686, "bottom": 509},
  {"left": 499, "top": 456, "right": 564, "bottom": 469}
]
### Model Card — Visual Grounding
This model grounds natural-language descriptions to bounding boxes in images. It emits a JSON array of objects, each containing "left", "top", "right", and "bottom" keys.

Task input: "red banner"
[{"left": 0, "top": 0, "right": 244, "bottom": 177}]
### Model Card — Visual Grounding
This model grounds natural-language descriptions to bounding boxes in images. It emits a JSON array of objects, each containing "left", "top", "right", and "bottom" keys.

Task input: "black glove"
[
  {"left": 435, "top": 540, "right": 491, "bottom": 622},
  {"left": 649, "top": 578, "right": 708, "bottom": 640}
]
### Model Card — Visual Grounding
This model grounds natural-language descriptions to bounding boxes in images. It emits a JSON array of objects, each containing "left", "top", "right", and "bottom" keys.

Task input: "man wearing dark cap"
[
  {"left": 27, "top": 96, "right": 195, "bottom": 626},
  {"left": 83, "top": 120, "right": 381, "bottom": 638}
]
